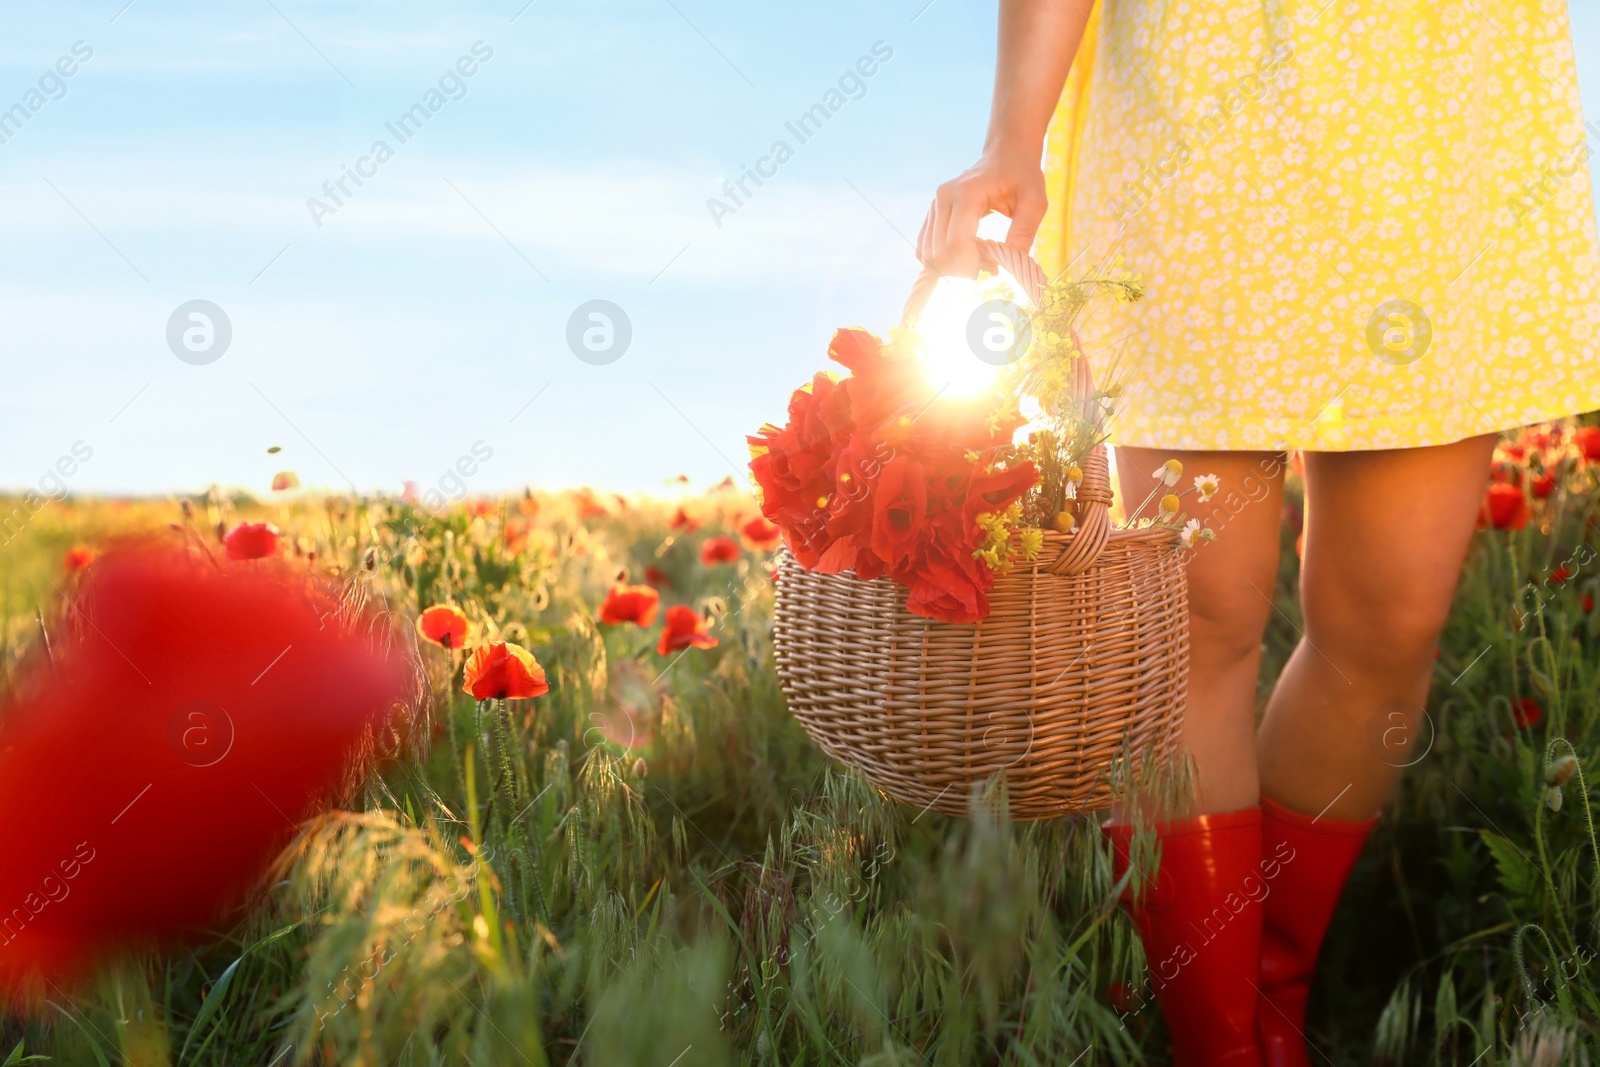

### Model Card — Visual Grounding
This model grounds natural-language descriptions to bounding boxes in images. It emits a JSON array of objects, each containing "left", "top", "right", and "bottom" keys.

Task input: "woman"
[{"left": 919, "top": 2, "right": 1600, "bottom": 1064}]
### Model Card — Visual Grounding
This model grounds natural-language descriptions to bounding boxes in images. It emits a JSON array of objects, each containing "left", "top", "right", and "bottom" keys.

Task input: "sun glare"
[{"left": 910, "top": 275, "right": 1029, "bottom": 397}]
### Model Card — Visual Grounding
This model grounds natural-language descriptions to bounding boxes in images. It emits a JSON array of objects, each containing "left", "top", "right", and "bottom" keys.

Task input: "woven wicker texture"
[
  {"left": 770, "top": 240, "right": 1190, "bottom": 819},
  {"left": 773, "top": 525, "right": 1188, "bottom": 819}
]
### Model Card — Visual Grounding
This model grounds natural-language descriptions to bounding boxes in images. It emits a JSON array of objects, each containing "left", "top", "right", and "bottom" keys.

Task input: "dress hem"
[{"left": 1105, "top": 406, "right": 1598, "bottom": 453}]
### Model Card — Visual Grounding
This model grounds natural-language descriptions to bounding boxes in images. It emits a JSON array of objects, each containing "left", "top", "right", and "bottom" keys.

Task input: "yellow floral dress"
[{"left": 1036, "top": 0, "right": 1600, "bottom": 451}]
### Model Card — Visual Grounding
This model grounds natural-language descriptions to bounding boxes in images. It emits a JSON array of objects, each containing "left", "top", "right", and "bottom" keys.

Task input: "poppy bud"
[
  {"left": 363, "top": 548, "right": 377, "bottom": 572},
  {"left": 632, "top": 757, "right": 648, "bottom": 778},
  {"left": 1545, "top": 753, "right": 1578, "bottom": 788}
]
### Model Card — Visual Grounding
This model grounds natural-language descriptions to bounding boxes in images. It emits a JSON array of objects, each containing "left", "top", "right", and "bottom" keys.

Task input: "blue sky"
[{"left": 3, "top": 1, "right": 1599, "bottom": 498}]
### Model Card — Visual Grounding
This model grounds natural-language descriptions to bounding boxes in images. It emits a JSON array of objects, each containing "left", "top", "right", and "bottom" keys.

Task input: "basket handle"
[{"left": 901, "top": 240, "right": 1113, "bottom": 578}]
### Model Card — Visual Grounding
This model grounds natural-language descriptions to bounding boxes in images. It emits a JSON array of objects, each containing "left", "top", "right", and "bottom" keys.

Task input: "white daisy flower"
[
  {"left": 1193, "top": 473, "right": 1220, "bottom": 503},
  {"left": 1180, "top": 519, "right": 1216, "bottom": 548},
  {"left": 1152, "top": 459, "right": 1183, "bottom": 487}
]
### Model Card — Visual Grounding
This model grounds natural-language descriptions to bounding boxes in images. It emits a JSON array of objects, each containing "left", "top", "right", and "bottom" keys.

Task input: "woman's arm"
[{"left": 917, "top": 0, "right": 1092, "bottom": 276}]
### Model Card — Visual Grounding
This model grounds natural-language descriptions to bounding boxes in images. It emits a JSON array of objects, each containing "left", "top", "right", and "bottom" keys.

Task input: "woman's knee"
[
  {"left": 1301, "top": 576, "right": 1450, "bottom": 682},
  {"left": 1187, "top": 580, "right": 1275, "bottom": 666}
]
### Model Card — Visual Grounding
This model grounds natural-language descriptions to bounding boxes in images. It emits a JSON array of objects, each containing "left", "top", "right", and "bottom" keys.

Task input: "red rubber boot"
[
  {"left": 1104, "top": 808, "right": 1266, "bottom": 1067},
  {"left": 1256, "top": 796, "right": 1376, "bottom": 1067}
]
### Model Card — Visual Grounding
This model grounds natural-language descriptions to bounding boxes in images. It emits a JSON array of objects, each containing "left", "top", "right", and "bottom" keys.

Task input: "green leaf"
[
  {"left": 2, "top": 1038, "right": 49, "bottom": 1065},
  {"left": 179, "top": 955, "right": 242, "bottom": 1065},
  {"left": 1479, "top": 830, "right": 1538, "bottom": 900},
  {"left": 179, "top": 922, "right": 300, "bottom": 1065},
  {"left": 44, "top": 1002, "right": 111, "bottom": 1067}
]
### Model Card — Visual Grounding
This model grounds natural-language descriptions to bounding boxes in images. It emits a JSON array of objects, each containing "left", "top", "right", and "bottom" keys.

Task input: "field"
[{"left": 0, "top": 429, "right": 1597, "bottom": 1066}]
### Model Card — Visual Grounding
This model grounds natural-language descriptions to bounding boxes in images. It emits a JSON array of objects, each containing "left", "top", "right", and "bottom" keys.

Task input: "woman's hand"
[
  {"left": 916, "top": 148, "right": 1048, "bottom": 278},
  {"left": 917, "top": 0, "right": 1094, "bottom": 278}
]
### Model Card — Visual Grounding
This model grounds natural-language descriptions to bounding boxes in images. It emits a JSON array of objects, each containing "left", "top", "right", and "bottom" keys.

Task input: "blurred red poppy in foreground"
[
  {"left": 416, "top": 604, "right": 469, "bottom": 649},
  {"left": 657, "top": 605, "right": 718, "bottom": 656},
  {"left": 740, "top": 516, "right": 782, "bottom": 552},
  {"left": 699, "top": 536, "right": 740, "bottom": 565},
  {"left": 0, "top": 540, "right": 412, "bottom": 1003},
  {"left": 224, "top": 522, "right": 280, "bottom": 560},
  {"left": 62, "top": 547, "right": 95, "bottom": 572},
  {"left": 1479, "top": 484, "right": 1529, "bottom": 531},
  {"left": 463, "top": 642, "right": 549, "bottom": 701},
  {"left": 1512, "top": 697, "right": 1543, "bottom": 729},
  {"left": 599, "top": 584, "right": 660, "bottom": 627}
]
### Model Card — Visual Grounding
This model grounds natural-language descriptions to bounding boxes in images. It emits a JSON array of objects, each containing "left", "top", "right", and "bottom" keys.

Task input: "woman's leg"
[
  {"left": 1253, "top": 435, "right": 1496, "bottom": 1067},
  {"left": 1108, "top": 447, "right": 1286, "bottom": 1067},
  {"left": 1116, "top": 446, "right": 1286, "bottom": 813},
  {"left": 1256, "top": 435, "right": 1497, "bottom": 817}
]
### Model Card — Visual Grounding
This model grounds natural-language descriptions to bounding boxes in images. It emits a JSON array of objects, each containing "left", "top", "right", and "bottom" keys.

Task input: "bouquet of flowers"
[{"left": 749, "top": 265, "right": 1213, "bottom": 624}]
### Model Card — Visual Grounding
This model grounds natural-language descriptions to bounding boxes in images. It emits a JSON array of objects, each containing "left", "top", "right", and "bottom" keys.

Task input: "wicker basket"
[{"left": 770, "top": 243, "right": 1189, "bottom": 820}]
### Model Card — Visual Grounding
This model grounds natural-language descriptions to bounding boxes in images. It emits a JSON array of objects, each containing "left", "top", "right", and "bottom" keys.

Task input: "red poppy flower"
[
  {"left": 657, "top": 604, "right": 718, "bottom": 655},
  {"left": 1551, "top": 566, "right": 1573, "bottom": 583},
  {"left": 1583, "top": 593, "right": 1595, "bottom": 613},
  {"left": 1479, "top": 484, "right": 1529, "bottom": 531},
  {"left": 1500, "top": 444, "right": 1526, "bottom": 461},
  {"left": 271, "top": 471, "right": 299, "bottom": 491},
  {"left": 62, "top": 547, "right": 95, "bottom": 572},
  {"left": 700, "top": 536, "right": 740, "bottom": 565},
  {"left": 1574, "top": 426, "right": 1600, "bottom": 462},
  {"left": 670, "top": 506, "right": 701, "bottom": 532},
  {"left": 0, "top": 540, "right": 410, "bottom": 998},
  {"left": 740, "top": 515, "right": 782, "bottom": 552},
  {"left": 746, "top": 325, "right": 1036, "bottom": 623},
  {"left": 224, "top": 522, "right": 280, "bottom": 560},
  {"left": 748, "top": 372, "right": 854, "bottom": 567},
  {"left": 868, "top": 453, "right": 927, "bottom": 568},
  {"left": 1512, "top": 697, "right": 1543, "bottom": 729},
  {"left": 463, "top": 642, "right": 549, "bottom": 701},
  {"left": 1522, "top": 425, "right": 1560, "bottom": 453},
  {"left": 1531, "top": 472, "right": 1556, "bottom": 498},
  {"left": 902, "top": 542, "right": 994, "bottom": 624},
  {"left": 643, "top": 565, "right": 671, "bottom": 588},
  {"left": 416, "top": 604, "right": 469, "bottom": 649},
  {"left": 599, "top": 584, "right": 660, "bottom": 627},
  {"left": 505, "top": 521, "right": 531, "bottom": 555},
  {"left": 573, "top": 489, "right": 608, "bottom": 519}
]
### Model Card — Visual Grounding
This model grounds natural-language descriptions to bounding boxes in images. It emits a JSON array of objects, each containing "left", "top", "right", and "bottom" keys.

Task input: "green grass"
[{"left": 0, "top": 460, "right": 1596, "bottom": 1065}]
